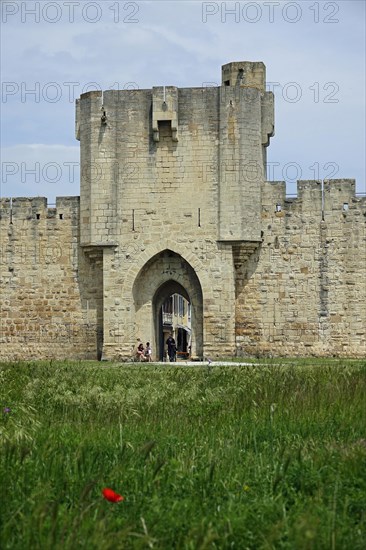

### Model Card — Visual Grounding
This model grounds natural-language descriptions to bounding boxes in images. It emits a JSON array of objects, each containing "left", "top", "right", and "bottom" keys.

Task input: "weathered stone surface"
[
  {"left": 1, "top": 62, "right": 365, "bottom": 360},
  {"left": 0, "top": 197, "right": 103, "bottom": 359}
]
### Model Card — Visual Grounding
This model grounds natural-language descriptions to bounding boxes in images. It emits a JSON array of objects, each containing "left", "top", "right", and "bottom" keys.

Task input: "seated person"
[{"left": 136, "top": 343, "right": 146, "bottom": 362}]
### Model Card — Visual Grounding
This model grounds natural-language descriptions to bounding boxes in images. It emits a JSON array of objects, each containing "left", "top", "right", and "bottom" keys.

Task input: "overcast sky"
[{"left": 1, "top": 0, "right": 365, "bottom": 202}]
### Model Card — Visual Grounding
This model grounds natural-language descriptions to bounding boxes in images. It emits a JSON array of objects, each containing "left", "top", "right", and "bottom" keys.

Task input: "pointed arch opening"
[{"left": 132, "top": 249, "right": 203, "bottom": 360}]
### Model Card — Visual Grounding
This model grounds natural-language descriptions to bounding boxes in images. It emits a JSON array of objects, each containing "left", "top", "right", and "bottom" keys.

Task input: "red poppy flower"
[{"left": 102, "top": 488, "right": 124, "bottom": 503}]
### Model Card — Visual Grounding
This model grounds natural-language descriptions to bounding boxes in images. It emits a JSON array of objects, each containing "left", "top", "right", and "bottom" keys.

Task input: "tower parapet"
[{"left": 221, "top": 61, "right": 266, "bottom": 91}]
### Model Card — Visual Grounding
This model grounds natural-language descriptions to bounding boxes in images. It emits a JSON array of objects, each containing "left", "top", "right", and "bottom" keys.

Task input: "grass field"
[{"left": 1, "top": 359, "right": 365, "bottom": 549}]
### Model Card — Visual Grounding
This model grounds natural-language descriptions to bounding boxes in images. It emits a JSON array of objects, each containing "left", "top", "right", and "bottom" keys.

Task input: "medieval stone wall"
[
  {"left": 235, "top": 179, "right": 366, "bottom": 357},
  {"left": 0, "top": 197, "right": 103, "bottom": 360},
  {"left": 1, "top": 179, "right": 364, "bottom": 361}
]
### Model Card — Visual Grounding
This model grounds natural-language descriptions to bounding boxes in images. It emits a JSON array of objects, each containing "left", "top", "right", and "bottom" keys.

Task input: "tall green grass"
[{"left": 1, "top": 360, "right": 365, "bottom": 549}]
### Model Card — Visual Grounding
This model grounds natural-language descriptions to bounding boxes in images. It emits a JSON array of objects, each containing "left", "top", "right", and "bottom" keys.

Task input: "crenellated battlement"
[
  {"left": 263, "top": 179, "right": 366, "bottom": 216},
  {"left": 0, "top": 196, "right": 80, "bottom": 223},
  {"left": 3, "top": 179, "right": 363, "bottom": 226}
]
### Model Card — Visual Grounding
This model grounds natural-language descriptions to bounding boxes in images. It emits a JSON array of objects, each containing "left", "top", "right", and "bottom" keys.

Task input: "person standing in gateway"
[
  {"left": 144, "top": 342, "right": 152, "bottom": 362},
  {"left": 166, "top": 334, "right": 176, "bottom": 362}
]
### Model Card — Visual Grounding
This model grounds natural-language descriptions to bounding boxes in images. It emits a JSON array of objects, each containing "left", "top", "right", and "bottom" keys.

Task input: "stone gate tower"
[{"left": 76, "top": 61, "right": 274, "bottom": 360}]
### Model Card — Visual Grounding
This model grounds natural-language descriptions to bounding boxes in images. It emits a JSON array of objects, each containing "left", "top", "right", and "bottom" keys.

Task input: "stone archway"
[{"left": 132, "top": 249, "right": 203, "bottom": 360}]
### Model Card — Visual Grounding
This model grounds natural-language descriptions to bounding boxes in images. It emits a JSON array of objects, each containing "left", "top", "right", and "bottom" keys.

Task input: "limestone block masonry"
[{"left": 1, "top": 61, "right": 365, "bottom": 360}]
